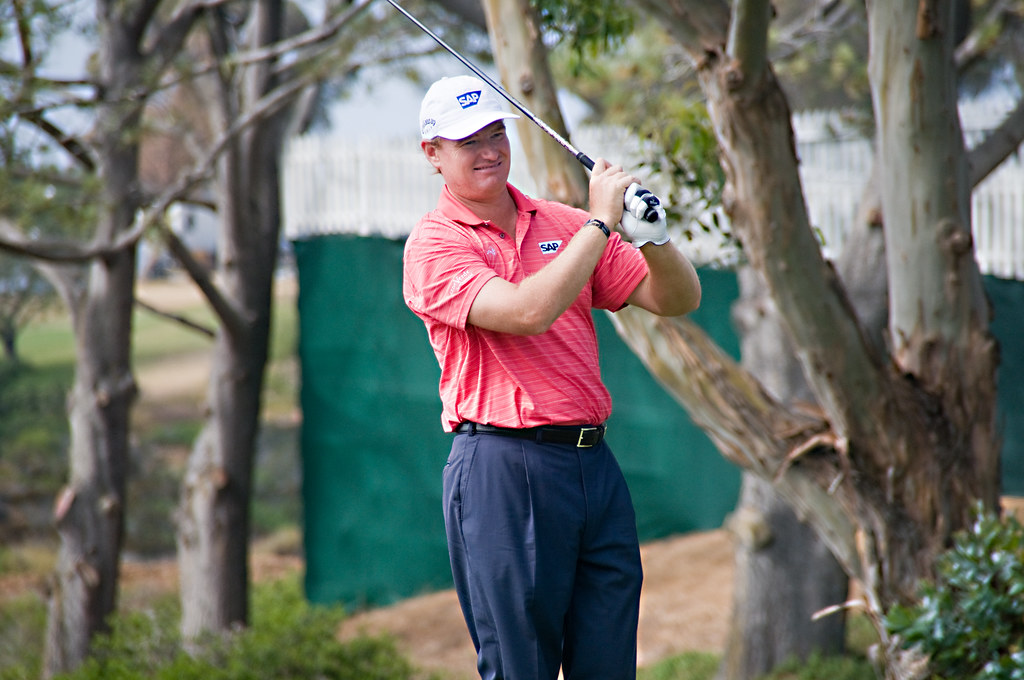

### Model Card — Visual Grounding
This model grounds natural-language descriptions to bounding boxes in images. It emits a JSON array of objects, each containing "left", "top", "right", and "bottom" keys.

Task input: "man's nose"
[{"left": 481, "top": 137, "right": 503, "bottom": 155}]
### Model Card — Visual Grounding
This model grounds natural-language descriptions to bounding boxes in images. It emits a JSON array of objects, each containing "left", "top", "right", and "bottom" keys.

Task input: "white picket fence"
[{"left": 282, "top": 97, "right": 1024, "bottom": 279}]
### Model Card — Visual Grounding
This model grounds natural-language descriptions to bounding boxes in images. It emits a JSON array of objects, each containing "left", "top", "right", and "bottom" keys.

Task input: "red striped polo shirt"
[{"left": 403, "top": 183, "right": 649, "bottom": 432}]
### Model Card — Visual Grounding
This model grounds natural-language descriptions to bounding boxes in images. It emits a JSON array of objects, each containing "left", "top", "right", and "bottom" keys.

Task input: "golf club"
[{"left": 385, "top": 0, "right": 662, "bottom": 222}]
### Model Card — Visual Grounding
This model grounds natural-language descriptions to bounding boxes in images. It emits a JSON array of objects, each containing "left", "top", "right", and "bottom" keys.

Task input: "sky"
[{"left": 7, "top": 4, "right": 584, "bottom": 151}]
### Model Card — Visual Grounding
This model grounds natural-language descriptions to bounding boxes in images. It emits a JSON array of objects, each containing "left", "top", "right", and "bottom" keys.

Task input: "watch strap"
[{"left": 585, "top": 218, "right": 610, "bottom": 238}]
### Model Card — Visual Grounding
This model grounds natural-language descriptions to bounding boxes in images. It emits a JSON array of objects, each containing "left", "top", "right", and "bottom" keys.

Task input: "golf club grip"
[{"left": 577, "top": 153, "right": 661, "bottom": 223}]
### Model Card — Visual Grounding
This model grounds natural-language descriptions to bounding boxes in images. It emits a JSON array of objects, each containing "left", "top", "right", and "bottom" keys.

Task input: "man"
[{"left": 403, "top": 75, "right": 701, "bottom": 680}]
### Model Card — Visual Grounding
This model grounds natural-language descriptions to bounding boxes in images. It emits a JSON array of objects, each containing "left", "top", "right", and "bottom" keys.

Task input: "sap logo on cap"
[
  {"left": 539, "top": 240, "right": 563, "bottom": 254},
  {"left": 457, "top": 91, "right": 482, "bottom": 109}
]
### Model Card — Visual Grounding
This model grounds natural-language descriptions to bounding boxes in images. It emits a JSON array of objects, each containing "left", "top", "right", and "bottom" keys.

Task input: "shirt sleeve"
[
  {"left": 403, "top": 218, "right": 497, "bottom": 330},
  {"left": 591, "top": 232, "right": 649, "bottom": 311}
]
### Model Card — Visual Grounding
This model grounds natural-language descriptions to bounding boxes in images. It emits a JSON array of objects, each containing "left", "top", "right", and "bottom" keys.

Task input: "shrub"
[
  {"left": 53, "top": 575, "right": 433, "bottom": 680},
  {"left": 884, "top": 503, "right": 1024, "bottom": 679},
  {"left": 759, "top": 652, "right": 875, "bottom": 680},
  {"left": 0, "top": 593, "right": 47, "bottom": 680}
]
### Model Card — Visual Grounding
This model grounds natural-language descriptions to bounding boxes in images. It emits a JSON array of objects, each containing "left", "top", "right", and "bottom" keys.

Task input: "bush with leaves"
[
  {"left": 884, "top": 503, "right": 1024, "bottom": 679},
  {"left": 49, "top": 576, "right": 436, "bottom": 680}
]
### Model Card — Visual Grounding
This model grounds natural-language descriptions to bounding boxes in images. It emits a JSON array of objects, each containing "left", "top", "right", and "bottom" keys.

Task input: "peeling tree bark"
[
  {"left": 614, "top": 1, "right": 1002, "bottom": 677},
  {"left": 480, "top": 0, "right": 589, "bottom": 206},
  {"left": 608, "top": 310, "right": 862, "bottom": 578}
]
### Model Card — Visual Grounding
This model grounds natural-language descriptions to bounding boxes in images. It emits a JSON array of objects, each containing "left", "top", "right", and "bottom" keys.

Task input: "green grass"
[
  {"left": 16, "top": 286, "right": 297, "bottom": 369},
  {"left": 639, "top": 651, "right": 719, "bottom": 680},
  {"left": 132, "top": 305, "right": 218, "bottom": 361},
  {"left": 638, "top": 650, "right": 875, "bottom": 680},
  {"left": 0, "top": 592, "right": 47, "bottom": 679},
  {"left": 0, "top": 361, "right": 72, "bottom": 495},
  {"left": 759, "top": 652, "right": 875, "bottom": 679},
  {"left": 14, "top": 314, "right": 77, "bottom": 367},
  {"left": 636, "top": 609, "right": 879, "bottom": 680}
]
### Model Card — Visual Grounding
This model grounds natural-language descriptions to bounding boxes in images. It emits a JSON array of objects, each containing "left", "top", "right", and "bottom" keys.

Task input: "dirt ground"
[
  {"left": 22, "top": 279, "right": 1020, "bottom": 678},
  {"left": 338, "top": 530, "right": 734, "bottom": 678},
  {"left": 12, "top": 279, "right": 1021, "bottom": 677},
  {"left": 129, "top": 277, "right": 736, "bottom": 677},
  {"left": 1, "top": 531, "right": 733, "bottom": 678}
]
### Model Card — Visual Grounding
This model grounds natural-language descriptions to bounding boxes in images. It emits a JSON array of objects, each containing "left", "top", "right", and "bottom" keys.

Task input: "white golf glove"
[{"left": 619, "top": 183, "right": 669, "bottom": 248}]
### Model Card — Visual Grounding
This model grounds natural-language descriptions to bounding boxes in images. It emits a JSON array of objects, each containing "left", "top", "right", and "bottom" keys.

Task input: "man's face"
[{"left": 422, "top": 121, "right": 512, "bottom": 203}]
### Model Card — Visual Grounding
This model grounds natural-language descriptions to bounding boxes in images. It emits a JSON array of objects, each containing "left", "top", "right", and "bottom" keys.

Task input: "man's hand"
[
  {"left": 619, "top": 184, "right": 669, "bottom": 248},
  {"left": 588, "top": 159, "right": 634, "bottom": 227}
]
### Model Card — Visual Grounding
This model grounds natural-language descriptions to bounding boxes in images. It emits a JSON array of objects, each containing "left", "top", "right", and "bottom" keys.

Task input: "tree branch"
[
  {"left": 0, "top": 58, "right": 308, "bottom": 327},
  {"left": 968, "top": 96, "right": 1024, "bottom": 187},
  {"left": 0, "top": 67, "right": 94, "bottom": 89},
  {"left": 11, "top": 0, "right": 34, "bottom": 68},
  {"left": 3, "top": 3, "right": 359, "bottom": 331},
  {"left": 134, "top": 297, "right": 216, "bottom": 338},
  {"left": 152, "top": 223, "right": 246, "bottom": 340},
  {"left": 608, "top": 307, "right": 862, "bottom": 578},
  {"left": 137, "top": 53, "right": 320, "bottom": 336},
  {"left": 727, "top": 0, "right": 772, "bottom": 81},
  {"left": 0, "top": 216, "right": 147, "bottom": 262},
  {"left": 628, "top": 0, "right": 731, "bottom": 59},
  {"left": 954, "top": 0, "right": 1013, "bottom": 69},
  {"left": 33, "top": 260, "right": 84, "bottom": 316},
  {"left": 230, "top": 0, "right": 373, "bottom": 72},
  {"left": 144, "top": 0, "right": 218, "bottom": 65},
  {"left": 18, "top": 110, "right": 97, "bottom": 171},
  {"left": 769, "top": 0, "right": 860, "bottom": 62}
]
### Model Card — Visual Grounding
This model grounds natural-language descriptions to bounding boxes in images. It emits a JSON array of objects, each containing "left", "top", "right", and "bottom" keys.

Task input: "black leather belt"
[{"left": 456, "top": 422, "right": 606, "bottom": 448}]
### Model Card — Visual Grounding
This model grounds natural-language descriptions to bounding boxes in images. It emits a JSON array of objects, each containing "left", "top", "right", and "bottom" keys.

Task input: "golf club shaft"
[
  {"left": 385, "top": 0, "right": 593, "bottom": 168},
  {"left": 385, "top": 0, "right": 663, "bottom": 222}
]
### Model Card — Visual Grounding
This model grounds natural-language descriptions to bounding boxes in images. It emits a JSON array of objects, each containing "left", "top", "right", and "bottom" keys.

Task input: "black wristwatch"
[{"left": 585, "top": 218, "right": 610, "bottom": 238}]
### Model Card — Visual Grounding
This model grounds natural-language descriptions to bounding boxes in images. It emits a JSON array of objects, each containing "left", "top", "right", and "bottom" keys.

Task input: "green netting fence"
[
  {"left": 293, "top": 233, "right": 1024, "bottom": 608},
  {"left": 294, "top": 235, "right": 742, "bottom": 607}
]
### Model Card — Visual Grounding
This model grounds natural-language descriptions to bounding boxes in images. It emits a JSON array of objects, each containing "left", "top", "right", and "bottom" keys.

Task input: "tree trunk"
[
  {"left": 717, "top": 268, "right": 848, "bottom": 680},
  {"left": 42, "top": 8, "right": 143, "bottom": 674},
  {"left": 613, "top": 1, "right": 1001, "bottom": 676},
  {"left": 177, "top": 326, "right": 270, "bottom": 634},
  {"left": 176, "top": 0, "right": 287, "bottom": 638},
  {"left": 859, "top": 0, "right": 1000, "bottom": 616},
  {"left": 717, "top": 165, "right": 891, "bottom": 678},
  {"left": 43, "top": 254, "right": 137, "bottom": 677},
  {"left": 719, "top": 474, "right": 848, "bottom": 679},
  {"left": 480, "top": 0, "right": 589, "bottom": 205}
]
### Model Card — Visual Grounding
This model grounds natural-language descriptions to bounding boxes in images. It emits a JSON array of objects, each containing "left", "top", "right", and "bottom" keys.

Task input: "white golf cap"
[{"left": 419, "top": 75, "right": 520, "bottom": 141}]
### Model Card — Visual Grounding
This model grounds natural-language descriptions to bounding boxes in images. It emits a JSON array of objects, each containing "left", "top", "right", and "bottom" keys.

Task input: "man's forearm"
[
  {"left": 631, "top": 242, "right": 702, "bottom": 316},
  {"left": 513, "top": 222, "right": 611, "bottom": 331},
  {"left": 467, "top": 221, "right": 609, "bottom": 335}
]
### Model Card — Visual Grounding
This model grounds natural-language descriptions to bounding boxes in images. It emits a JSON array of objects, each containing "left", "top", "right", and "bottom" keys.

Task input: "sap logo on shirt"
[
  {"left": 457, "top": 91, "right": 482, "bottom": 109},
  {"left": 539, "top": 240, "right": 563, "bottom": 254}
]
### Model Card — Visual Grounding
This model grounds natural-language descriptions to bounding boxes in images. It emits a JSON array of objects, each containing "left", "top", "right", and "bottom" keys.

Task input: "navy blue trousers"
[{"left": 443, "top": 430, "right": 643, "bottom": 680}]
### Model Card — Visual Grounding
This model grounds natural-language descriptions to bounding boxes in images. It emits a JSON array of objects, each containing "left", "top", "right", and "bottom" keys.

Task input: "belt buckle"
[{"left": 577, "top": 427, "right": 599, "bottom": 448}]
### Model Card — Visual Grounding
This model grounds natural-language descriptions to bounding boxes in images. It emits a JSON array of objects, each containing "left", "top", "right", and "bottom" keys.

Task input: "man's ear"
[{"left": 421, "top": 140, "right": 442, "bottom": 171}]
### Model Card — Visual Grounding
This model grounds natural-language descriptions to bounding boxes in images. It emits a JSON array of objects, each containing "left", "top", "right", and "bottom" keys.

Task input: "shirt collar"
[{"left": 436, "top": 183, "right": 539, "bottom": 227}]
